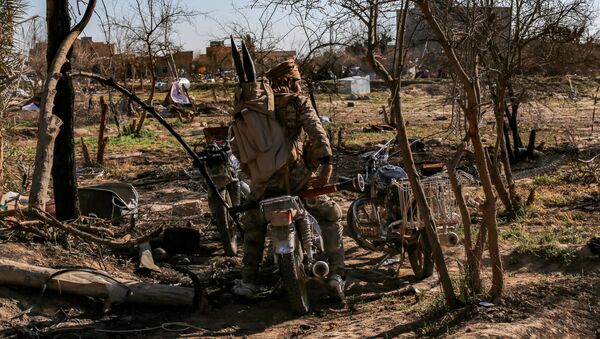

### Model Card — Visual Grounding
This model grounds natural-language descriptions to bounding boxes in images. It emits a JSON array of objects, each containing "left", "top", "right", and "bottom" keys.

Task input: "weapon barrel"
[{"left": 230, "top": 36, "right": 246, "bottom": 83}]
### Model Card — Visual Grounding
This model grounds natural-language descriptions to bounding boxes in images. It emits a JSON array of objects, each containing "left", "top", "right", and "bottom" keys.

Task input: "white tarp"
[
  {"left": 337, "top": 76, "right": 371, "bottom": 95},
  {"left": 21, "top": 102, "right": 39, "bottom": 111},
  {"left": 167, "top": 81, "right": 191, "bottom": 105}
]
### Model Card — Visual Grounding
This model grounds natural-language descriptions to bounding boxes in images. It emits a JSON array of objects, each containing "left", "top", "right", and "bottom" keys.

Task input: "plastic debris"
[
  {"left": 320, "top": 116, "right": 332, "bottom": 123},
  {"left": 21, "top": 102, "right": 39, "bottom": 111}
]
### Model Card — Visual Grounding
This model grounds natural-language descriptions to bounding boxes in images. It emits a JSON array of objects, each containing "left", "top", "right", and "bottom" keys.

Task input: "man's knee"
[{"left": 306, "top": 197, "right": 342, "bottom": 223}]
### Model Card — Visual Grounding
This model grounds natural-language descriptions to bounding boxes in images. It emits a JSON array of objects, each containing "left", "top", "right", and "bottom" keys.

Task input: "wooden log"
[{"left": 0, "top": 259, "right": 194, "bottom": 307}]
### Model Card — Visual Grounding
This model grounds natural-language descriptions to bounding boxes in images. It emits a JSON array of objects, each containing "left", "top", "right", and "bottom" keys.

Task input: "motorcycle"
[
  {"left": 346, "top": 139, "right": 461, "bottom": 279},
  {"left": 198, "top": 126, "right": 249, "bottom": 256},
  {"left": 236, "top": 176, "right": 364, "bottom": 314}
]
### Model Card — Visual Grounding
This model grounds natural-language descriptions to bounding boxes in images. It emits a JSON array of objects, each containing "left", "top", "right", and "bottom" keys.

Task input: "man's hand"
[{"left": 308, "top": 164, "right": 333, "bottom": 189}]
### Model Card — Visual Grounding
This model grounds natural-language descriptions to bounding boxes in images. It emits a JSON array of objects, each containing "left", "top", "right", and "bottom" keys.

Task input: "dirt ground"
[{"left": 1, "top": 79, "right": 599, "bottom": 338}]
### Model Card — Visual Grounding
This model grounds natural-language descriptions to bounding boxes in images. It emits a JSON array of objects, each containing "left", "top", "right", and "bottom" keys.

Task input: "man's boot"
[{"left": 328, "top": 274, "right": 345, "bottom": 301}]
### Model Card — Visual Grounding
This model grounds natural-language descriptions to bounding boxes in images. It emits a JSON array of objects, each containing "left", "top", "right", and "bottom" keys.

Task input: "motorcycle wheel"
[
  {"left": 346, "top": 197, "right": 389, "bottom": 252},
  {"left": 407, "top": 231, "right": 434, "bottom": 279},
  {"left": 279, "top": 239, "right": 310, "bottom": 315},
  {"left": 209, "top": 189, "right": 237, "bottom": 256}
]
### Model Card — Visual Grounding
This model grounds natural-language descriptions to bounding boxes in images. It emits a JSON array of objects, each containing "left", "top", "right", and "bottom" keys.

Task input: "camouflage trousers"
[{"left": 240, "top": 195, "right": 345, "bottom": 283}]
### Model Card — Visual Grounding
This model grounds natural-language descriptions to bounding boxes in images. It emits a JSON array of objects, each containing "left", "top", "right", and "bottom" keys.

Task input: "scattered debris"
[
  {"left": 410, "top": 138, "right": 425, "bottom": 152},
  {"left": 76, "top": 167, "right": 105, "bottom": 178},
  {"left": 78, "top": 182, "right": 139, "bottom": 224},
  {"left": 320, "top": 115, "right": 332, "bottom": 123},
  {"left": 106, "top": 152, "right": 143, "bottom": 160},
  {"left": 21, "top": 102, "right": 39, "bottom": 111},
  {"left": 587, "top": 237, "right": 600, "bottom": 254},
  {"left": 425, "top": 138, "right": 443, "bottom": 147},
  {"left": 197, "top": 102, "right": 229, "bottom": 115},
  {"left": 367, "top": 124, "right": 395, "bottom": 132},
  {"left": 1, "top": 192, "right": 29, "bottom": 211},
  {"left": 358, "top": 285, "right": 417, "bottom": 302}
]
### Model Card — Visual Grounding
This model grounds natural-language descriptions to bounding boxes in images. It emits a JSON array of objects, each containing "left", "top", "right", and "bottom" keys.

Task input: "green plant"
[{"left": 531, "top": 174, "right": 561, "bottom": 186}]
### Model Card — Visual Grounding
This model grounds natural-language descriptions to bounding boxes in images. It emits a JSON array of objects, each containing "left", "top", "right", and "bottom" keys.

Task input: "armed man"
[{"left": 231, "top": 60, "right": 345, "bottom": 301}]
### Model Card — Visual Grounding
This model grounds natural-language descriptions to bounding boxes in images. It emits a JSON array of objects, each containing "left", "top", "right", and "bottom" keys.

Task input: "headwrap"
[{"left": 266, "top": 60, "right": 301, "bottom": 81}]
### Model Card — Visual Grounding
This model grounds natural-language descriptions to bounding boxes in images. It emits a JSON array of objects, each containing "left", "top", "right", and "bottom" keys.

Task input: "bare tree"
[
  {"left": 111, "top": 0, "right": 196, "bottom": 134},
  {"left": 29, "top": 0, "right": 96, "bottom": 212},
  {"left": 484, "top": 0, "right": 593, "bottom": 210},
  {"left": 412, "top": 0, "right": 504, "bottom": 300}
]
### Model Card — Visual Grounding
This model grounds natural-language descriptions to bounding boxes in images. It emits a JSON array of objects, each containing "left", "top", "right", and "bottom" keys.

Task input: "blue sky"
[
  {"left": 24, "top": 0, "right": 600, "bottom": 54},
  {"left": 24, "top": 0, "right": 295, "bottom": 53}
]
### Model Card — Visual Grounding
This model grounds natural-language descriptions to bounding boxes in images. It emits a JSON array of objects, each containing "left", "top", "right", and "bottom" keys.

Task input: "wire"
[{"left": 93, "top": 321, "right": 207, "bottom": 334}]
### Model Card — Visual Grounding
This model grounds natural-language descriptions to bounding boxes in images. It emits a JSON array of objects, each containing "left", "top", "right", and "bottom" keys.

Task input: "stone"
[{"left": 171, "top": 200, "right": 202, "bottom": 217}]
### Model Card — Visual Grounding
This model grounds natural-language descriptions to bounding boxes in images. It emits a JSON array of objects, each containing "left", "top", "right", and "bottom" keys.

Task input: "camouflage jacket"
[{"left": 257, "top": 93, "right": 332, "bottom": 197}]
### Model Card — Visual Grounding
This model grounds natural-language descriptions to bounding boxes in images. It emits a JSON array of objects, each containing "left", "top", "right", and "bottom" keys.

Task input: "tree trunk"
[
  {"left": 29, "top": 112, "right": 63, "bottom": 210},
  {"left": 494, "top": 84, "right": 519, "bottom": 207},
  {"left": 526, "top": 129, "right": 536, "bottom": 158},
  {"left": 29, "top": 0, "right": 96, "bottom": 211},
  {"left": 135, "top": 55, "right": 155, "bottom": 135},
  {"left": 48, "top": 0, "right": 80, "bottom": 220},
  {"left": 415, "top": 0, "right": 503, "bottom": 300},
  {"left": 486, "top": 148, "right": 512, "bottom": 212},
  {"left": 506, "top": 83, "right": 523, "bottom": 155},
  {"left": 361, "top": 0, "right": 456, "bottom": 306},
  {"left": 391, "top": 89, "right": 457, "bottom": 307},
  {"left": 467, "top": 111, "right": 503, "bottom": 300},
  {"left": 96, "top": 96, "right": 108, "bottom": 165},
  {"left": 447, "top": 143, "right": 482, "bottom": 294},
  {"left": 0, "top": 130, "right": 4, "bottom": 198}
]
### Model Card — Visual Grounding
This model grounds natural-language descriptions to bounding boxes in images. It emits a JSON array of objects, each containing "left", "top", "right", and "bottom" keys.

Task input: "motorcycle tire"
[
  {"left": 407, "top": 231, "right": 434, "bottom": 279},
  {"left": 280, "top": 241, "right": 310, "bottom": 315},
  {"left": 346, "top": 198, "right": 387, "bottom": 252},
  {"left": 209, "top": 189, "right": 237, "bottom": 256}
]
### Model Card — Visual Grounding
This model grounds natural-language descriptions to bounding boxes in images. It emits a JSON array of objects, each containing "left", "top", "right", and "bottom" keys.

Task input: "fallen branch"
[
  {"left": 73, "top": 222, "right": 116, "bottom": 238},
  {"left": 1, "top": 208, "right": 160, "bottom": 247},
  {"left": 358, "top": 285, "right": 417, "bottom": 302},
  {"left": 30, "top": 208, "right": 160, "bottom": 247},
  {"left": 0, "top": 259, "right": 197, "bottom": 307}
]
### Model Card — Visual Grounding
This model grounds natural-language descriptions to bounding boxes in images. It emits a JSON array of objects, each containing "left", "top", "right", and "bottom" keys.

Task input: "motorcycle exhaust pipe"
[
  {"left": 438, "top": 232, "right": 460, "bottom": 247},
  {"left": 311, "top": 261, "right": 330, "bottom": 278},
  {"left": 447, "top": 232, "right": 459, "bottom": 246}
]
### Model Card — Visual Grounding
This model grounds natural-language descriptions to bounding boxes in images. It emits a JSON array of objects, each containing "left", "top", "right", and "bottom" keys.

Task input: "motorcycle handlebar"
[{"left": 228, "top": 174, "right": 365, "bottom": 214}]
